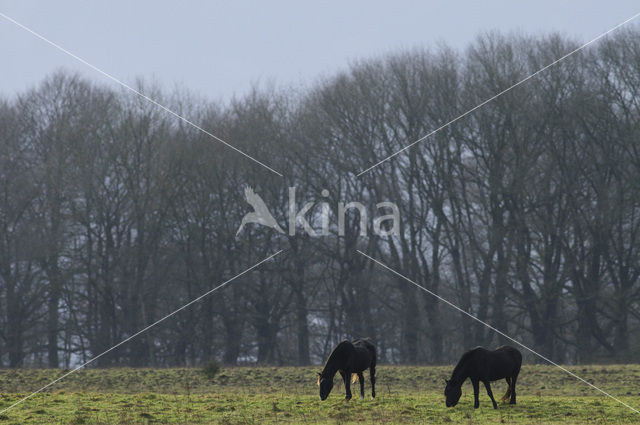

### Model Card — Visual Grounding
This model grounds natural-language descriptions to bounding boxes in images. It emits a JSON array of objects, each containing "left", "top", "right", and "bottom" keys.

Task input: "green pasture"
[{"left": 0, "top": 364, "right": 639, "bottom": 424}]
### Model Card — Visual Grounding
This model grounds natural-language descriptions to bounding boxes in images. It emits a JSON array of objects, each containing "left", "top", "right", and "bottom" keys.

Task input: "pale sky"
[{"left": 1, "top": 1, "right": 639, "bottom": 102}]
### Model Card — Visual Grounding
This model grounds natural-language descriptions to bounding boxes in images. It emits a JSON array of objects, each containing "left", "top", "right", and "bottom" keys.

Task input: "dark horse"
[
  {"left": 317, "top": 339, "right": 376, "bottom": 401},
  {"left": 444, "top": 346, "right": 522, "bottom": 409}
]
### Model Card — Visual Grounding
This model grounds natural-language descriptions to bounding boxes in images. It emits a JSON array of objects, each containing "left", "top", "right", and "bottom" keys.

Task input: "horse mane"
[
  {"left": 321, "top": 340, "right": 352, "bottom": 375},
  {"left": 326, "top": 340, "right": 351, "bottom": 363},
  {"left": 451, "top": 347, "right": 481, "bottom": 382}
]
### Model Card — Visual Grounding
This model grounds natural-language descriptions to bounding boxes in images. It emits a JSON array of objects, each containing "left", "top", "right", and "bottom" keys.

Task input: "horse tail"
[{"left": 351, "top": 373, "right": 359, "bottom": 384}]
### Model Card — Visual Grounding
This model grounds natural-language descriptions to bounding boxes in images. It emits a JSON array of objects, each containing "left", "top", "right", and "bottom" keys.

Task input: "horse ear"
[{"left": 444, "top": 378, "right": 449, "bottom": 384}]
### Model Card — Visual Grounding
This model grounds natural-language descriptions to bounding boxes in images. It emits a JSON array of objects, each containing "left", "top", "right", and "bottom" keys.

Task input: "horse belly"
[
  {"left": 488, "top": 363, "right": 516, "bottom": 381},
  {"left": 350, "top": 352, "right": 371, "bottom": 372}
]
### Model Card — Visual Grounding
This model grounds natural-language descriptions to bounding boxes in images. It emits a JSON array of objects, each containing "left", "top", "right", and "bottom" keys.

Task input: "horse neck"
[
  {"left": 321, "top": 361, "right": 339, "bottom": 378},
  {"left": 450, "top": 358, "right": 470, "bottom": 386},
  {"left": 321, "top": 345, "right": 349, "bottom": 377}
]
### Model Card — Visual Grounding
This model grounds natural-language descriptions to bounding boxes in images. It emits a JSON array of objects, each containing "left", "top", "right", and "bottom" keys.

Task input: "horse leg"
[
  {"left": 471, "top": 378, "right": 480, "bottom": 409},
  {"left": 510, "top": 372, "right": 519, "bottom": 404},
  {"left": 501, "top": 377, "right": 511, "bottom": 402},
  {"left": 339, "top": 370, "right": 347, "bottom": 387},
  {"left": 483, "top": 380, "right": 498, "bottom": 409},
  {"left": 358, "top": 372, "right": 365, "bottom": 399},
  {"left": 344, "top": 370, "right": 352, "bottom": 401},
  {"left": 370, "top": 366, "right": 376, "bottom": 399}
]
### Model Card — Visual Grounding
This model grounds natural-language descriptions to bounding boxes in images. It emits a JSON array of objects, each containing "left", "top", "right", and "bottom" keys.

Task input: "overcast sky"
[{"left": 1, "top": 1, "right": 639, "bottom": 102}]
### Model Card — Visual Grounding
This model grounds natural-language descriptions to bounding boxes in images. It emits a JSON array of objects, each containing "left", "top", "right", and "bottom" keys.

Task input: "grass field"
[{"left": 0, "top": 364, "right": 639, "bottom": 424}]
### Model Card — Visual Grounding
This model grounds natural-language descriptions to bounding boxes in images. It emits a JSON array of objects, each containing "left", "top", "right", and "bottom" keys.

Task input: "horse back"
[
  {"left": 350, "top": 339, "right": 376, "bottom": 371},
  {"left": 486, "top": 346, "right": 522, "bottom": 380},
  {"left": 494, "top": 346, "right": 522, "bottom": 366}
]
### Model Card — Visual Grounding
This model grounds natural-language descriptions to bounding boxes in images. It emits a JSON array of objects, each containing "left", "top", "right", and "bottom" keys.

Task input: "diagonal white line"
[
  {"left": 0, "top": 11, "right": 283, "bottom": 177},
  {"left": 356, "top": 11, "right": 640, "bottom": 177},
  {"left": 0, "top": 249, "right": 283, "bottom": 416},
  {"left": 356, "top": 249, "right": 640, "bottom": 415}
]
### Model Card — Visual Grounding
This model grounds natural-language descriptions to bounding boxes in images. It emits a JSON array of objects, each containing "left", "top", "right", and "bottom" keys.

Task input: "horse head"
[
  {"left": 444, "top": 379, "right": 462, "bottom": 407},
  {"left": 317, "top": 372, "right": 334, "bottom": 401}
]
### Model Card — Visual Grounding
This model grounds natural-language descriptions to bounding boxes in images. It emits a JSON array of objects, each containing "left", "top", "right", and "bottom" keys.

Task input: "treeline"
[{"left": 1, "top": 28, "right": 640, "bottom": 368}]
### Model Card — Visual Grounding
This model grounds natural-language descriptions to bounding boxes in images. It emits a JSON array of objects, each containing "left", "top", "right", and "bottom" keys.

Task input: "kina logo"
[{"left": 236, "top": 186, "right": 400, "bottom": 237}]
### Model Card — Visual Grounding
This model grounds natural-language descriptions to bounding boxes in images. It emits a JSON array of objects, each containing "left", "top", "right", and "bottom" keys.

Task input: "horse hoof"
[{"left": 360, "top": 395, "right": 364, "bottom": 400}]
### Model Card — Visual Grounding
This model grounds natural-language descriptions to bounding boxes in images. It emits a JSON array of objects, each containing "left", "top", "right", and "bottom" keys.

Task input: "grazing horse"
[
  {"left": 317, "top": 339, "right": 376, "bottom": 401},
  {"left": 444, "top": 346, "right": 522, "bottom": 409}
]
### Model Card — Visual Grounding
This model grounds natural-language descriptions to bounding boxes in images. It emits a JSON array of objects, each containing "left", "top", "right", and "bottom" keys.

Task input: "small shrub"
[{"left": 202, "top": 359, "right": 221, "bottom": 380}]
